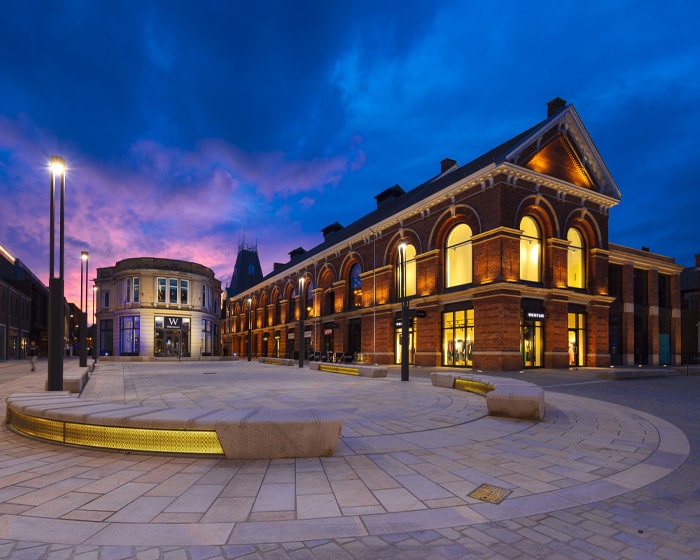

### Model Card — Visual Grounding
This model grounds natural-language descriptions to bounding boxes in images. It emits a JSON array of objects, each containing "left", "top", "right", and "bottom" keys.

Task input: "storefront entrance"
[
  {"left": 567, "top": 311, "right": 586, "bottom": 367},
  {"left": 521, "top": 311, "right": 544, "bottom": 368},
  {"left": 394, "top": 317, "right": 415, "bottom": 365},
  {"left": 154, "top": 316, "right": 190, "bottom": 357}
]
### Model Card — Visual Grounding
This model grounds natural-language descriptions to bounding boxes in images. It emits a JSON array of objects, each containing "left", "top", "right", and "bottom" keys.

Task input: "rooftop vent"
[
  {"left": 321, "top": 221, "right": 344, "bottom": 239},
  {"left": 289, "top": 247, "right": 306, "bottom": 260},
  {"left": 374, "top": 184, "right": 405, "bottom": 208}
]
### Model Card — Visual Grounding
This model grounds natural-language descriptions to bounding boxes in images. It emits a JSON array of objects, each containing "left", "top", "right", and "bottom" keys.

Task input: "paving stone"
[{"left": 0, "top": 361, "right": 696, "bottom": 559}]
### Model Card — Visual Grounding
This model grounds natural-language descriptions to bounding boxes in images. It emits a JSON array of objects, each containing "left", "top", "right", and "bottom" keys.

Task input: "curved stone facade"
[{"left": 95, "top": 257, "right": 222, "bottom": 359}]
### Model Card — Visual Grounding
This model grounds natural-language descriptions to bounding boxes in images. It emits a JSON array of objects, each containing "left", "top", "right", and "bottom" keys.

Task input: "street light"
[
  {"left": 246, "top": 297, "right": 252, "bottom": 361},
  {"left": 298, "top": 277, "right": 305, "bottom": 368},
  {"left": 79, "top": 251, "right": 89, "bottom": 367},
  {"left": 93, "top": 284, "right": 98, "bottom": 363},
  {"left": 399, "top": 242, "right": 410, "bottom": 381},
  {"left": 47, "top": 156, "right": 66, "bottom": 391}
]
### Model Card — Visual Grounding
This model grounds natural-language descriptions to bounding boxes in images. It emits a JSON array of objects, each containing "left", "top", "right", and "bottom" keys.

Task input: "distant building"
[
  {"left": 681, "top": 255, "right": 700, "bottom": 364},
  {"left": 0, "top": 242, "right": 51, "bottom": 359},
  {"left": 223, "top": 99, "right": 683, "bottom": 369},
  {"left": 95, "top": 257, "right": 222, "bottom": 359}
]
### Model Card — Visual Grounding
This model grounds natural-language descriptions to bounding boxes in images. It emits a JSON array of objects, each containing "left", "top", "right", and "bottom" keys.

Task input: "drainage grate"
[
  {"left": 202, "top": 372, "right": 218, "bottom": 375},
  {"left": 469, "top": 484, "right": 512, "bottom": 504}
]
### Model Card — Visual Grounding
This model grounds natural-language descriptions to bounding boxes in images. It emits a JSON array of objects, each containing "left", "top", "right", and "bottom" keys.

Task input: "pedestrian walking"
[{"left": 28, "top": 340, "right": 38, "bottom": 371}]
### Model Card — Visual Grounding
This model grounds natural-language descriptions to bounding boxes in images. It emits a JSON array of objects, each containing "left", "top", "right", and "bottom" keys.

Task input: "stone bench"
[
  {"left": 5, "top": 392, "right": 341, "bottom": 460},
  {"left": 309, "top": 362, "right": 388, "bottom": 378},
  {"left": 258, "top": 357, "right": 296, "bottom": 366},
  {"left": 430, "top": 372, "right": 545, "bottom": 421},
  {"left": 45, "top": 362, "right": 94, "bottom": 394}
]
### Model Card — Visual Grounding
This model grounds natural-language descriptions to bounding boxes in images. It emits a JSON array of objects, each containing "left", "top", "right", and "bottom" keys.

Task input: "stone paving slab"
[{"left": 0, "top": 358, "right": 694, "bottom": 559}]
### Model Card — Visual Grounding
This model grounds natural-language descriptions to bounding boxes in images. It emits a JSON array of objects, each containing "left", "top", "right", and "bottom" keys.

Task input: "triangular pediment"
[
  {"left": 524, "top": 134, "right": 594, "bottom": 188},
  {"left": 504, "top": 105, "right": 621, "bottom": 201}
]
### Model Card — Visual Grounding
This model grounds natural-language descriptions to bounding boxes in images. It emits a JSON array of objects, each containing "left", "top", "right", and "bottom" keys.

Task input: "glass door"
[{"left": 521, "top": 319, "right": 543, "bottom": 367}]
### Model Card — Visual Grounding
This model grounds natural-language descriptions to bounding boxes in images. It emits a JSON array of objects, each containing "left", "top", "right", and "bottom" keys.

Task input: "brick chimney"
[
  {"left": 441, "top": 158, "right": 457, "bottom": 173},
  {"left": 547, "top": 97, "right": 567, "bottom": 117}
]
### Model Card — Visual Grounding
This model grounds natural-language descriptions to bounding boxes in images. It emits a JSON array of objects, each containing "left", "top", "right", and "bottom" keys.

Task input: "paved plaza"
[{"left": 0, "top": 358, "right": 697, "bottom": 559}]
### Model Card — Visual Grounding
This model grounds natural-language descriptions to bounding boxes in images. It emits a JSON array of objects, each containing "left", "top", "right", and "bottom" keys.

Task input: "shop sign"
[
  {"left": 165, "top": 316, "right": 182, "bottom": 329},
  {"left": 525, "top": 311, "right": 545, "bottom": 320}
]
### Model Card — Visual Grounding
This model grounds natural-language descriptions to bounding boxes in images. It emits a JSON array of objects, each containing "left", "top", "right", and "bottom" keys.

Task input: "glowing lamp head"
[
  {"left": 81, "top": 251, "right": 89, "bottom": 261},
  {"left": 49, "top": 156, "right": 65, "bottom": 176}
]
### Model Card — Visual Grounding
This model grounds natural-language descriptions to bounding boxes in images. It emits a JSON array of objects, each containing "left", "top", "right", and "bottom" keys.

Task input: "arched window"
[
  {"left": 305, "top": 280, "right": 314, "bottom": 318},
  {"left": 349, "top": 264, "right": 362, "bottom": 309},
  {"left": 519, "top": 216, "right": 541, "bottom": 282},
  {"left": 567, "top": 228, "right": 585, "bottom": 288},
  {"left": 446, "top": 223, "right": 473, "bottom": 288},
  {"left": 397, "top": 243, "right": 417, "bottom": 299}
]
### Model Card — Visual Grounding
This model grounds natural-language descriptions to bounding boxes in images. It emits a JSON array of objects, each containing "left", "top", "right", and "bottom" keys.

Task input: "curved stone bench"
[
  {"left": 430, "top": 372, "right": 545, "bottom": 421},
  {"left": 309, "top": 362, "right": 388, "bottom": 378},
  {"left": 258, "top": 357, "right": 296, "bottom": 366},
  {"left": 5, "top": 392, "right": 342, "bottom": 459}
]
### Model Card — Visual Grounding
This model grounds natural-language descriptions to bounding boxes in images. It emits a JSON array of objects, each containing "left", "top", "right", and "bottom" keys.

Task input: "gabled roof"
[
  {"left": 264, "top": 101, "right": 621, "bottom": 281},
  {"left": 503, "top": 103, "right": 621, "bottom": 200}
]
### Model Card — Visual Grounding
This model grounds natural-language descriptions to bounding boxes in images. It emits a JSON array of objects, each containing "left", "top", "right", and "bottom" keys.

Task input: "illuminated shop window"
[
  {"left": 519, "top": 216, "right": 541, "bottom": 282},
  {"left": 567, "top": 228, "right": 585, "bottom": 288},
  {"left": 446, "top": 224, "right": 473, "bottom": 288},
  {"left": 120, "top": 315, "right": 140, "bottom": 355},
  {"left": 442, "top": 308, "right": 474, "bottom": 367}
]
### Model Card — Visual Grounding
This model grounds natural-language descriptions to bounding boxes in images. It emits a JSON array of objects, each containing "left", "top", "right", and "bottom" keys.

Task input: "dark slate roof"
[
  {"left": 228, "top": 248, "right": 264, "bottom": 297},
  {"left": 263, "top": 115, "right": 549, "bottom": 281}
]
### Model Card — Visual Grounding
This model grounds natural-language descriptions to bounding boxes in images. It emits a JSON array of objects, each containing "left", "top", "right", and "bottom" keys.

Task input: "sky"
[{"left": 1, "top": 0, "right": 699, "bottom": 311}]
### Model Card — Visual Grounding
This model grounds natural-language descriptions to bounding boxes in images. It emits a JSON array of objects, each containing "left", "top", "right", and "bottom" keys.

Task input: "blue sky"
[{"left": 1, "top": 0, "right": 698, "bottom": 306}]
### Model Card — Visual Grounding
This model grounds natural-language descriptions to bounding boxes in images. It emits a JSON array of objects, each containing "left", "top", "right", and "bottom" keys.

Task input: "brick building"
[
  {"left": 681, "top": 255, "right": 700, "bottom": 364},
  {"left": 222, "top": 99, "right": 683, "bottom": 370},
  {"left": 0, "top": 242, "right": 50, "bottom": 360}
]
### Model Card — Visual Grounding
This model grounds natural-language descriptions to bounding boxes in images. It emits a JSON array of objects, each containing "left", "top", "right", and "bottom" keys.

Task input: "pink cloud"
[{"left": 0, "top": 116, "right": 366, "bottom": 308}]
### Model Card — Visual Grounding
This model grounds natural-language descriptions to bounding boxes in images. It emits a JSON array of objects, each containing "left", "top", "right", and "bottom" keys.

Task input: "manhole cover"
[{"left": 469, "top": 484, "right": 512, "bottom": 504}]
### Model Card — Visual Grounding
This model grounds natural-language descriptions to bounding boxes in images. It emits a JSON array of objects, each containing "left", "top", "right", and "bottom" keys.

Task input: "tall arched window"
[
  {"left": 349, "top": 264, "right": 362, "bottom": 309},
  {"left": 397, "top": 244, "right": 417, "bottom": 298},
  {"left": 567, "top": 228, "right": 585, "bottom": 288},
  {"left": 446, "top": 224, "right": 473, "bottom": 287},
  {"left": 519, "top": 216, "right": 541, "bottom": 282},
  {"left": 305, "top": 280, "right": 314, "bottom": 317}
]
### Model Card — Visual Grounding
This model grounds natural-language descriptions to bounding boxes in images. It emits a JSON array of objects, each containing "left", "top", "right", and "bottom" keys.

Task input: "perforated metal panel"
[
  {"left": 454, "top": 378, "right": 494, "bottom": 395},
  {"left": 8, "top": 409, "right": 224, "bottom": 455}
]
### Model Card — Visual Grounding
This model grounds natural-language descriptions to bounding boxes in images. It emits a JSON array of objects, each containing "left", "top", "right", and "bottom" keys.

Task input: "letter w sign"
[{"left": 165, "top": 316, "right": 182, "bottom": 329}]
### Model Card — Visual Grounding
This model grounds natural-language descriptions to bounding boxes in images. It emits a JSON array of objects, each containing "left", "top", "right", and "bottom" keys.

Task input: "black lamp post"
[
  {"left": 298, "top": 277, "right": 305, "bottom": 368},
  {"left": 93, "top": 285, "right": 98, "bottom": 363},
  {"left": 246, "top": 297, "right": 252, "bottom": 361},
  {"left": 47, "top": 156, "right": 66, "bottom": 391},
  {"left": 79, "top": 251, "right": 88, "bottom": 367},
  {"left": 399, "top": 242, "right": 410, "bottom": 381}
]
